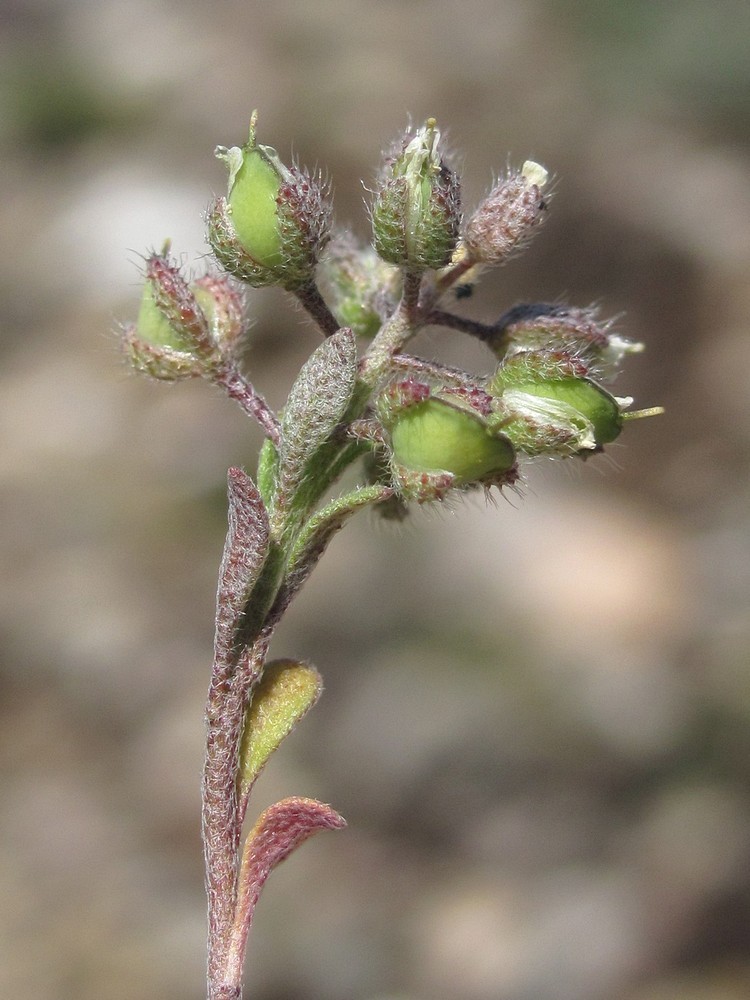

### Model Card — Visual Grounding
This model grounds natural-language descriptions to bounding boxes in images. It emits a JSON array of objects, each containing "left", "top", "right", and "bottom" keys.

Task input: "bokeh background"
[{"left": 2, "top": 1, "right": 750, "bottom": 998}]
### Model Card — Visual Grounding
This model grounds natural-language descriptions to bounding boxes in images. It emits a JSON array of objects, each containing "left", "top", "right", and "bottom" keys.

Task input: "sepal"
[
  {"left": 192, "top": 274, "right": 246, "bottom": 356},
  {"left": 491, "top": 302, "right": 643, "bottom": 373}
]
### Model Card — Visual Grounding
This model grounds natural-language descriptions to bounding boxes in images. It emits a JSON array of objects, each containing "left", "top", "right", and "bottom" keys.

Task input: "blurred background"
[{"left": 2, "top": 1, "right": 750, "bottom": 998}]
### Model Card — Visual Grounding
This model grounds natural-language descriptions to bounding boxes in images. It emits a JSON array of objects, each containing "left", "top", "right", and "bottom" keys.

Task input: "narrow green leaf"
[
  {"left": 256, "top": 436, "right": 279, "bottom": 508},
  {"left": 279, "top": 483, "right": 393, "bottom": 613}
]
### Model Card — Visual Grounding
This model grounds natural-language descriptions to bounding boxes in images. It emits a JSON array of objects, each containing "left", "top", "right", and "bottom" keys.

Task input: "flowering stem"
[
  {"left": 434, "top": 249, "right": 476, "bottom": 295},
  {"left": 391, "top": 352, "right": 483, "bottom": 389},
  {"left": 360, "top": 271, "right": 424, "bottom": 387},
  {"left": 423, "top": 309, "right": 496, "bottom": 342},
  {"left": 120, "top": 112, "right": 657, "bottom": 1000},
  {"left": 204, "top": 629, "right": 271, "bottom": 1000},
  {"left": 402, "top": 269, "right": 423, "bottom": 323},
  {"left": 202, "top": 415, "right": 385, "bottom": 1000}
]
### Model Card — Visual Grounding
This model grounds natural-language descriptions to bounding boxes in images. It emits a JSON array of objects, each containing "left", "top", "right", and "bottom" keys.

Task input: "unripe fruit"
[
  {"left": 211, "top": 112, "right": 332, "bottom": 288},
  {"left": 318, "top": 233, "right": 399, "bottom": 339},
  {"left": 371, "top": 119, "right": 461, "bottom": 271},
  {"left": 223, "top": 138, "right": 288, "bottom": 270},
  {"left": 511, "top": 376, "right": 623, "bottom": 446},
  {"left": 490, "top": 353, "right": 624, "bottom": 454},
  {"left": 136, "top": 279, "right": 190, "bottom": 350},
  {"left": 123, "top": 251, "right": 238, "bottom": 381},
  {"left": 390, "top": 396, "right": 515, "bottom": 481}
]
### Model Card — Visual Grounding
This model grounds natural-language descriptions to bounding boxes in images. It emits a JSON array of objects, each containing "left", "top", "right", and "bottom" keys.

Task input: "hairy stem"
[
  {"left": 434, "top": 249, "right": 476, "bottom": 295},
  {"left": 214, "top": 366, "right": 282, "bottom": 445},
  {"left": 360, "top": 270, "right": 424, "bottom": 387},
  {"left": 401, "top": 269, "right": 423, "bottom": 323},
  {"left": 203, "top": 426, "right": 372, "bottom": 999},
  {"left": 391, "top": 352, "right": 484, "bottom": 388},
  {"left": 424, "top": 309, "right": 496, "bottom": 342},
  {"left": 293, "top": 281, "right": 341, "bottom": 337},
  {"left": 204, "top": 629, "right": 271, "bottom": 1000}
]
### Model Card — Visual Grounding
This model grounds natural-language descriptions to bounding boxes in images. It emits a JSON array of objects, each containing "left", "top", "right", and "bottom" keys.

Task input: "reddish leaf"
[
  {"left": 224, "top": 797, "right": 346, "bottom": 983},
  {"left": 213, "top": 468, "right": 270, "bottom": 675}
]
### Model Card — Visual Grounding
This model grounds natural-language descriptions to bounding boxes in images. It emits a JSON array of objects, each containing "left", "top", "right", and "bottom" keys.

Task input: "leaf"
[
  {"left": 276, "top": 483, "right": 393, "bottom": 617},
  {"left": 213, "top": 468, "right": 270, "bottom": 673},
  {"left": 224, "top": 797, "right": 346, "bottom": 984},
  {"left": 255, "top": 437, "right": 279, "bottom": 509},
  {"left": 238, "top": 659, "right": 322, "bottom": 800},
  {"left": 277, "top": 327, "right": 357, "bottom": 501}
]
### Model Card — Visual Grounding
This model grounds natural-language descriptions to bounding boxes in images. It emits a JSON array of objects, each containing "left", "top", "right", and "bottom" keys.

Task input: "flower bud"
[
  {"left": 489, "top": 351, "right": 624, "bottom": 455},
  {"left": 317, "top": 232, "right": 400, "bottom": 338},
  {"left": 490, "top": 302, "right": 643, "bottom": 373},
  {"left": 463, "top": 160, "right": 548, "bottom": 265},
  {"left": 122, "top": 251, "right": 244, "bottom": 380},
  {"left": 378, "top": 380, "right": 516, "bottom": 500},
  {"left": 371, "top": 118, "right": 461, "bottom": 271},
  {"left": 122, "top": 251, "right": 215, "bottom": 380},
  {"left": 209, "top": 111, "right": 332, "bottom": 288}
]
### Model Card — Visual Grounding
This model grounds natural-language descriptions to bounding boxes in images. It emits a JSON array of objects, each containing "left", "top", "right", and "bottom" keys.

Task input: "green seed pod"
[
  {"left": 392, "top": 397, "right": 515, "bottom": 479},
  {"left": 220, "top": 133, "right": 288, "bottom": 270},
  {"left": 371, "top": 118, "right": 461, "bottom": 272},
  {"left": 379, "top": 382, "right": 516, "bottom": 499},
  {"left": 211, "top": 112, "right": 332, "bottom": 288},
  {"left": 490, "top": 352, "right": 624, "bottom": 454},
  {"left": 136, "top": 251, "right": 211, "bottom": 352},
  {"left": 517, "top": 377, "right": 623, "bottom": 446},
  {"left": 136, "top": 278, "right": 189, "bottom": 350}
]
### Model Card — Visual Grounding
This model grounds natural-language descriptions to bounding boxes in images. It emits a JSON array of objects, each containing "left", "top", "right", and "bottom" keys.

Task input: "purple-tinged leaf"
[
  {"left": 224, "top": 797, "right": 346, "bottom": 985},
  {"left": 213, "top": 468, "right": 270, "bottom": 677}
]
